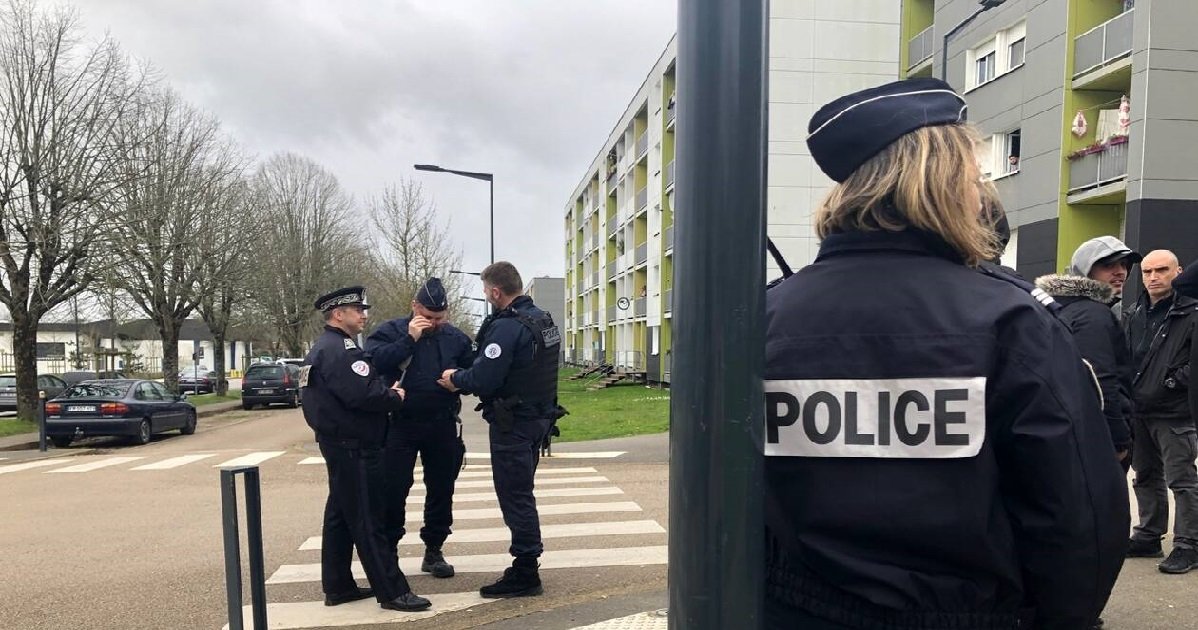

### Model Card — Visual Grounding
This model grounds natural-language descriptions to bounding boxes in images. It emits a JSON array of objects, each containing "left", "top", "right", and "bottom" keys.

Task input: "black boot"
[
  {"left": 479, "top": 556, "right": 543, "bottom": 598},
  {"left": 421, "top": 546, "right": 455, "bottom": 578}
]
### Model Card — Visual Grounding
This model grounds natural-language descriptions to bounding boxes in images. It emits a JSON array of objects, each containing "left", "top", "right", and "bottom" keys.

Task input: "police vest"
[{"left": 494, "top": 308, "right": 561, "bottom": 405}]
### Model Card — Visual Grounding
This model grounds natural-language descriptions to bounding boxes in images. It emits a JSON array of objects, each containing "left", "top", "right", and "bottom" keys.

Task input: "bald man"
[{"left": 1123, "top": 250, "right": 1198, "bottom": 574}]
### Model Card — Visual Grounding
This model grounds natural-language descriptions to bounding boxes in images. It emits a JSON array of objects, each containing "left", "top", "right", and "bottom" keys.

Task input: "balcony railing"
[
  {"left": 667, "top": 101, "right": 676, "bottom": 126},
  {"left": 1068, "top": 137, "right": 1129, "bottom": 194},
  {"left": 634, "top": 297, "right": 646, "bottom": 317},
  {"left": 1074, "top": 9, "right": 1134, "bottom": 78},
  {"left": 591, "top": 232, "right": 599, "bottom": 250},
  {"left": 908, "top": 25, "right": 934, "bottom": 69},
  {"left": 635, "top": 242, "right": 648, "bottom": 265},
  {"left": 592, "top": 310, "right": 598, "bottom": 325},
  {"left": 636, "top": 133, "right": 648, "bottom": 158},
  {"left": 607, "top": 170, "right": 617, "bottom": 193},
  {"left": 636, "top": 186, "right": 648, "bottom": 211},
  {"left": 665, "top": 289, "right": 672, "bottom": 313},
  {"left": 665, "top": 225, "right": 674, "bottom": 251},
  {"left": 666, "top": 160, "right": 675, "bottom": 189},
  {"left": 608, "top": 260, "right": 617, "bottom": 280},
  {"left": 591, "top": 271, "right": 599, "bottom": 287},
  {"left": 607, "top": 306, "right": 616, "bottom": 321},
  {"left": 608, "top": 220, "right": 619, "bottom": 238}
]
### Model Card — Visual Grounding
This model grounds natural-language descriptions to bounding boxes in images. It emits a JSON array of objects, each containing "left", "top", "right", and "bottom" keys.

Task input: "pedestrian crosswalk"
[{"left": 224, "top": 457, "right": 666, "bottom": 629}]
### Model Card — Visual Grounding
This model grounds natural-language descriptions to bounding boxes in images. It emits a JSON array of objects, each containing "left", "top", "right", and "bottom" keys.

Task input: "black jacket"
[
  {"left": 1123, "top": 291, "right": 1198, "bottom": 421},
  {"left": 301, "top": 326, "right": 404, "bottom": 446},
  {"left": 364, "top": 316, "right": 474, "bottom": 418},
  {"left": 1176, "top": 260, "right": 1198, "bottom": 300},
  {"left": 765, "top": 229, "right": 1127, "bottom": 630},
  {"left": 1035, "top": 275, "right": 1134, "bottom": 451}
]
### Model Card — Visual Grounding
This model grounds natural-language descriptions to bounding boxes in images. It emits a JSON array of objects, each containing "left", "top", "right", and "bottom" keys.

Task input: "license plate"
[
  {"left": 258, "top": 389, "right": 274, "bottom": 395},
  {"left": 68, "top": 405, "right": 97, "bottom": 412}
]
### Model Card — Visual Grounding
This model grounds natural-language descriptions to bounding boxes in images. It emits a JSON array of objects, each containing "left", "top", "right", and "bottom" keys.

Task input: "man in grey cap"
[{"left": 1069, "top": 235, "right": 1143, "bottom": 320}]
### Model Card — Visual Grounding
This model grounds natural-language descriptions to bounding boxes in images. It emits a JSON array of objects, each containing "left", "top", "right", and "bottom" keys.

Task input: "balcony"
[
  {"left": 635, "top": 242, "right": 648, "bottom": 266},
  {"left": 665, "top": 225, "right": 674, "bottom": 252},
  {"left": 665, "top": 160, "right": 675, "bottom": 191},
  {"left": 607, "top": 306, "right": 616, "bottom": 321},
  {"left": 591, "top": 232, "right": 599, "bottom": 250},
  {"left": 665, "top": 289, "right": 672, "bottom": 313},
  {"left": 591, "top": 310, "right": 599, "bottom": 325},
  {"left": 634, "top": 297, "right": 646, "bottom": 317},
  {"left": 591, "top": 271, "right": 599, "bottom": 288},
  {"left": 636, "top": 186, "right": 648, "bottom": 212},
  {"left": 907, "top": 25, "right": 934, "bottom": 72},
  {"left": 666, "top": 100, "right": 676, "bottom": 128},
  {"left": 1074, "top": 10, "right": 1133, "bottom": 80},
  {"left": 608, "top": 219, "right": 619, "bottom": 238},
  {"left": 1067, "top": 136, "right": 1129, "bottom": 199},
  {"left": 607, "top": 260, "right": 617, "bottom": 280},
  {"left": 607, "top": 170, "right": 617, "bottom": 194},
  {"left": 636, "top": 133, "right": 648, "bottom": 160}
]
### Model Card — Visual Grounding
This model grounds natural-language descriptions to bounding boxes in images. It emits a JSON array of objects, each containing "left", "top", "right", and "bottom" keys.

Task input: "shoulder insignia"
[
  {"left": 343, "top": 338, "right": 357, "bottom": 350},
  {"left": 484, "top": 343, "right": 502, "bottom": 359},
  {"left": 350, "top": 360, "right": 370, "bottom": 376}
]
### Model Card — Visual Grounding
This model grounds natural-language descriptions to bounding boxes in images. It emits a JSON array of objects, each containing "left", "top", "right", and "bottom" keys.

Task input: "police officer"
[
  {"left": 301, "top": 286, "right": 431, "bottom": 612},
  {"left": 764, "top": 78, "right": 1128, "bottom": 628},
  {"left": 437, "top": 261, "right": 563, "bottom": 598},
  {"left": 365, "top": 277, "right": 474, "bottom": 579}
]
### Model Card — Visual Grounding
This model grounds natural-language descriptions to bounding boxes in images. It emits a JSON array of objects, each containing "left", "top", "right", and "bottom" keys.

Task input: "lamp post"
[
  {"left": 940, "top": 0, "right": 1009, "bottom": 82},
  {"left": 414, "top": 164, "right": 494, "bottom": 266},
  {"left": 451, "top": 270, "right": 489, "bottom": 317}
]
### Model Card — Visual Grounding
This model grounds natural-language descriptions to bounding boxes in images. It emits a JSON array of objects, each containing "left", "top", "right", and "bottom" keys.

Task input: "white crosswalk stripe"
[
  {"left": 224, "top": 592, "right": 500, "bottom": 630},
  {"left": 267, "top": 545, "right": 669, "bottom": 585},
  {"left": 46, "top": 456, "right": 143, "bottom": 473},
  {"left": 297, "top": 456, "right": 323, "bottom": 466},
  {"left": 214, "top": 451, "right": 286, "bottom": 468},
  {"left": 299, "top": 519, "right": 666, "bottom": 551},
  {"left": 465, "top": 451, "right": 625, "bottom": 459},
  {"left": 452, "top": 475, "right": 608, "bottom": 489},
  {"left": 439, "top": 501, "right": 641, "bottom": 522},
  {"left": 0, "top": 458, "right": 73, "bottom": 475},
  {"left": 130, "top": 454, "right": 217, "bottom": 470}
]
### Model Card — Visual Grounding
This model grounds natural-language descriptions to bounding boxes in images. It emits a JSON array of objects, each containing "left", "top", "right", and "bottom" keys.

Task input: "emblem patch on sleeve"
[
  {"left": 343, "top": 339, "right": 357, "bottom": 350},
  {"left": 298, "top": 365, "right": 311, "bottom": 387},
  {"left": 351, "top": 360, "right": 371, "bottom": 376},
  {"left": 763, "top": 377, "right": 987, "bottom": 459},
  {"left": 484, "top": 343, "right": 502, "bottom": 359}
]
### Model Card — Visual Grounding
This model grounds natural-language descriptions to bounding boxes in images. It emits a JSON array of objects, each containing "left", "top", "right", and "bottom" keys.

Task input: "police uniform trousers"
[
  {"left": 319, "top": 440, "right": 410, "bottom": 601},
  {"left": 1131, "top": 415, "right": 1198, "bottom": 549},
  {"left": 490, "top": 417, "right": 554, "bottom": 558},
  {"left": 383, "top": 411, "right": 466, "bottom": 549}
]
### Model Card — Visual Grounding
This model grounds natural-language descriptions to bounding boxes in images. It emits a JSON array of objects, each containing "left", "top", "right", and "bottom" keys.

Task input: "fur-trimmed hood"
[{"left": 1034, "top": 274, "right": 1115, "bottom": 303}]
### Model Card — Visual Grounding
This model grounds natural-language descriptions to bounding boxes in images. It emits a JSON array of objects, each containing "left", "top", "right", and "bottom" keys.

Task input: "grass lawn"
[
  {"left": 185, "top": 390, "right": 243, "bottom": 406},
  {"left": 0, "top": 418, "right": 37, "bottom": 438},
  {"left": 555, "top": 369, "right": 669, "bottom": 443}
]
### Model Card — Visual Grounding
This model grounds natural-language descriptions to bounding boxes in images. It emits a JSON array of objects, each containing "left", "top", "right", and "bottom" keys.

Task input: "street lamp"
[
  {"left": 451, "top": 269, "right": 490, "bottom": 316},
  {"left": 940, "top": 0, "right": 1010, "bottom": 82},
  {"left": 414, "top": 164, "right": 494, "bottom": 266}
]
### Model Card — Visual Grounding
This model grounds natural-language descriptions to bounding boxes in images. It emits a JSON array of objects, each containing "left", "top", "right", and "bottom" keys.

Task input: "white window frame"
[
  {"left": 965, "top": 20, "right": 1027, "bottom": 92},
  {"left": 983, "top": 128, "right": 1022, "bottom": 181}
]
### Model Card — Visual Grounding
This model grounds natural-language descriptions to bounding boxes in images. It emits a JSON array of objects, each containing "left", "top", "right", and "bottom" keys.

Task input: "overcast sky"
[{"left": 74, "top": 0, "right": 676, "bottom": 301}]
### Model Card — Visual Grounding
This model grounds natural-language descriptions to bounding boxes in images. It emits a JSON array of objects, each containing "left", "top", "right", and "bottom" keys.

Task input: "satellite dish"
[{"left": 616, "top": 297, "right": 631, "bottom": 310}]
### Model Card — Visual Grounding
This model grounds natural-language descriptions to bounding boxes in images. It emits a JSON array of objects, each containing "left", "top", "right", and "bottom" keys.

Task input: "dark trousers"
[
  {"left": 1131, "top": 416, "right": 1198, "bottom": 548},
  {"left": 383, "top": 416, "right": 465, "bottom": 548},
  {"left": 764, "top": 597, "right": 856, "bottom": 629},
  {"left": 319, "top": 441, "right": 410, "bottom": 602},
  {"left": 491, "top": 417, "right": 554, "bottom": 558}
]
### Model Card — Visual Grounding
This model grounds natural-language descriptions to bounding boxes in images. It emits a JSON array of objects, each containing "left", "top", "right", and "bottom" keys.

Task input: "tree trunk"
[
  {"left": 213, "top": 334, "right": 228, "bottom": 396},
  {"left": 159, "top": 322, "right": 182, "bottom": 393},
  {"left": 11, "top": 315, "right": 41, "bottom": 423}
]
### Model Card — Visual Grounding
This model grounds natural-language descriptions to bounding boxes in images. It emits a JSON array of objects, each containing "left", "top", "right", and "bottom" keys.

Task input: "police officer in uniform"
[
  {"left": 764, "top": 79, "right": 1129, "bottom": 629},
  {"left": 301, "top": 286, "right": 431, "bottom": 612},
  {"left": 365, "top": 277, "right": 474, "bottom": 578},
  {"left": 437, "top": 261, "right": 564, "bottom": 598}
]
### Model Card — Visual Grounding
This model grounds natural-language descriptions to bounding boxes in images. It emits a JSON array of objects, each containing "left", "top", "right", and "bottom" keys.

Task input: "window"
[
  {"left": 1008, "top": 37, "right": 1025, "bottom": 68},
  {"left": 975, "top": 50, "right": 996, "bottom": 85},
  {"left": 1003, "top": 129, "right": 1021, "bottom": 174},
  {"left": 36, "top": 342, "right": 66, "bottom": 360},
  {"left": 966, "top": 21, "right": 1027, "bottom": 90},
  {"left": 980, "top": 129, "right": 1022, "bottom": 179}
]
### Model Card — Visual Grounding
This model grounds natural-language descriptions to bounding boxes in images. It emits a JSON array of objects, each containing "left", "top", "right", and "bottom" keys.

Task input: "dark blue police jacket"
[
  {"left": 763, "top": 229, "right": 1128, "bottom": 629},
  {"left": 301, "top": 325, "right": 404, "bottom": 446},
  {"left": 364, "top": 316, "right": 474, "bottom": 418}
]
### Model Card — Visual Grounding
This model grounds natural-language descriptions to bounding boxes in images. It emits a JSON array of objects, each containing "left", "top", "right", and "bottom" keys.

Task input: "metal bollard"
[
  {"left": 38, "top": 390, "right": 46, "bottom": 452},
  {"left": 221, "top": 466, "right": 268, "bottom": 630}
]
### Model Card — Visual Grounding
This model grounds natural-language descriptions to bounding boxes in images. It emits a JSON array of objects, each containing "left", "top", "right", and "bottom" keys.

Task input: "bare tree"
[
  {"left": 0, "top": 1, "right": 144, "bottom": 420},
  {"left": 110, "top": 88, "right": 245, "bottom": 392},
  {"left": 195, "top": 177, "right": 261, "bottom": 395},
  {"left": 366, "top": 180, "right": 468, "bottom": 329},
  {"left": 251, "top": 153, "right": 362, "bottom": 356}
]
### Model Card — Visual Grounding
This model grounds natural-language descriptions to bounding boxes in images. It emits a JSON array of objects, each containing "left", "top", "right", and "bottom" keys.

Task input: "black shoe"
[
  {"left": 323, "top": 586, "right": 373, "bottom": 606},
  {"left": 480, "top": 557, "right": 543, "bottom": 598},
  {"left": 421, "top": 547, "right": 455, "bottom": 578},
  {"left": 380, "top": 591, "right": 432, "bottom": 612},
  {"left": 1091, "top": 618, "right": 1104, "bottom": 629},
  {"left": 1127, "top": 537, "right": 1164, "bottom": 558},
  {"left": 1159, "top": 547, "right": 1198, "bottom": 574}
]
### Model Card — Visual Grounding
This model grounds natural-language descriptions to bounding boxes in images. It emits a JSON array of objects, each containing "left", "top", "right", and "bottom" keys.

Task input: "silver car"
[{"left": 0, "top": 373, "right": 69, "bottom": 412}]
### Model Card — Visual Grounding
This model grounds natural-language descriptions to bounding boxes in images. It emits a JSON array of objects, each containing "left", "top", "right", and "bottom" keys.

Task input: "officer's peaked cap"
[
  {"left": 807, "top": 77, "right": 968, "bottom": 183},
  {"left": 315, "top": 286, "right": 369, "bottom": 312},
  {"left": 416, "top": 277, "right": 449, "bottom": 312}
]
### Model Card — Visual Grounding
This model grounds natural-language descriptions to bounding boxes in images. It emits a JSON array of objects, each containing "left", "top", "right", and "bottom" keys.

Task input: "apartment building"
[
  {"left": 905, "top": 0, "right": 1198, "bottom": 278},
  {"left": 563, "top": 2, "right": 902, "bottom": 383}
]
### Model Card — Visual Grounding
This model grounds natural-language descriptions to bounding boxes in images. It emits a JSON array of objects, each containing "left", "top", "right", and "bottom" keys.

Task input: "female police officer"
[{"left": 764, "top": 78, "right": 1128, "bottom": 629}]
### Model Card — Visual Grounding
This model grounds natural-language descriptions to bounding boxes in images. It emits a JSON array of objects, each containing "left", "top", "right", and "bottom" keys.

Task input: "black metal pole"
[
  {"left": 940, "top": 3, "right": 1003, "bottom": 82},
  {"left": 489, "top": 177, "right": 495, "bottom": 266},
  {"left": 244, "top": 468, "right": 268, "bottom": 630},
  {"left": 669, "top": 0, "right": 767, "bottom": 627},
  {"left": 221, "top": 469, "right": 244, "bottom": 630}
]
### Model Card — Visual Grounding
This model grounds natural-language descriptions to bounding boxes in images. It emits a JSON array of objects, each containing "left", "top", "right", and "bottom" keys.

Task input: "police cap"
[
  {"left": 416, "top": 277, "right": 449, "bottom": 311},
  {"left": 807, "top": 77, "right": 968, "bottom": 183},
  {"left": 315, "top": 286, "right": 369, "bottom": 312}
]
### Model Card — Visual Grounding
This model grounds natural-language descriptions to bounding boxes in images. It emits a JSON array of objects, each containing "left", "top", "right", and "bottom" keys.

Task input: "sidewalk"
[{"left": 0, "top": 400, "right": 244, "bottom": 456}]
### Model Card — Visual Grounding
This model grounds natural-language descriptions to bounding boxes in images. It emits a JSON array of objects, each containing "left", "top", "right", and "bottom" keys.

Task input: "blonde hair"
[{"left": 813, "top": 124, "right": 1000, "bottom": 267}]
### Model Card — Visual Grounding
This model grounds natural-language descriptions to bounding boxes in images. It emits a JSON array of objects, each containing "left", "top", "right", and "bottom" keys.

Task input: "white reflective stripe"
[
  {"left": 1080, "top": 359, "right": 1104, "bottom": 409},
  {"left": 764, "top": 377, "right": 987, "bottom": 459},
  {"left": 806, "top": 89, "right": 967, "bottom": 140}
]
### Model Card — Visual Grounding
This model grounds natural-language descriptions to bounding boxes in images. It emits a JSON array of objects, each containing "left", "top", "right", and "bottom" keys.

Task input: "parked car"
[
  {"left": 275, "top": 358, "right": 305, "bottom": 367},
  {"left": 62, "top": 371, "right": 126, "bottom": 385},
  {"left": 241, "top": 363, "right": 301, "bottom": 409},
  {"left": 178, "top": 368, "right": 217, "bottom": 394},
  {"left": 0, "top": 373, "right": 69, "bottom": 412},
  {"left": 45, "top": 379, "right": 196, "bottom": 447}
]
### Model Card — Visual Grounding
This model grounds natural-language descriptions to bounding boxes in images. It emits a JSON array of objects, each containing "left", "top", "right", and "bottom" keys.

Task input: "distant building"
[{"left": 525, "top": 276, "right": 565, "bottom": 364}]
